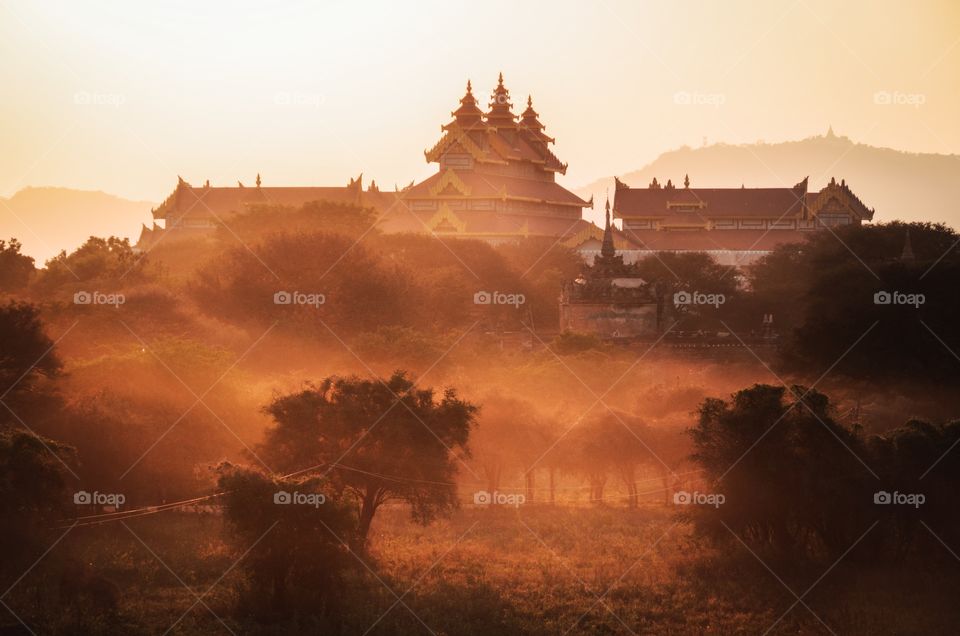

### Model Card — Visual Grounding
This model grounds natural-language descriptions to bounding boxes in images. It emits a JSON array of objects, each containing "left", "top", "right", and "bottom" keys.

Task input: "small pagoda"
[{"left": 559, "top": 200, "right": 663, "bottom": 338}]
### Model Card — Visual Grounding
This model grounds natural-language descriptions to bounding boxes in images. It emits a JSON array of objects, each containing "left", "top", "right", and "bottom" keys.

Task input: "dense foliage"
[{"left": 689, "top": 384, "right": 960, "bottom": 562}]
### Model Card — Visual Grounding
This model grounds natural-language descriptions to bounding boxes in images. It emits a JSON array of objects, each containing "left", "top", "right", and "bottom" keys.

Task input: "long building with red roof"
[
  {"left": 611, "top": 174, "right": 875, "bottom": 266},
  {"left": 137, "top": 174, "right": 396, "bottom": 248}
]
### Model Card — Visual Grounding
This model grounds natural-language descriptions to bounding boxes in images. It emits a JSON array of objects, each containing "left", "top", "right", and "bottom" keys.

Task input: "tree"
[
  {"left": 190, "top": 231, "right": 414, "bottom": 336},
  {"left": 0, "top": 429, "right": 74, "bottom": 584},
  {"left": 689, "top": 384, "right": 874, "bottom": 558},
  {"left": 748, "top": 222, "right": 960, "bottom": 387},
  {"left": 36, "top": 236, "right": 145, "bottom": 292},
  {"left": 470, "top": 393, "right": 550, "bottom": 503},
  {"left": 0, "top": 301, "right": 62, "bottom": 424},
  {"left": 218, "top": 466, "right": 355, "bottom": 623},
  {"left": 867, "top": 419, "right": 960, "bottom": 560},
  {"left": 0, "top": 238, "right": 35, "bottom": 292},
  {"left": 563, "top": 409, "right": 665, "bottom": 507},
  {"left": 495, "top": 237, "right": 583, "bottom": 329},
  {"left": 259, "top": 371, "right": 476, "bottom": 546},
  {"left": 635, "top": 252, "right": 740, "bottom": 326}
]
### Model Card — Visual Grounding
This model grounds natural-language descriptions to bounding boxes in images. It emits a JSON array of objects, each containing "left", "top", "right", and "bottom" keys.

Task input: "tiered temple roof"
[
  {"left": 423, "top": 77, "right": 570, "bottom": 174},
  {"left": 378, "top": 74, "right": 592, "bottom": 244}
]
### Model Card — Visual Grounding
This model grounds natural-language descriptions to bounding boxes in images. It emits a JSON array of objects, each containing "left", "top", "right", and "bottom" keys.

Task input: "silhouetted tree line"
[
  {"left": 747, "top": 222, "right": 960, "bottom": 386},
  {"left": 688, "top": 384, "right": 960, "bottom": 562}
]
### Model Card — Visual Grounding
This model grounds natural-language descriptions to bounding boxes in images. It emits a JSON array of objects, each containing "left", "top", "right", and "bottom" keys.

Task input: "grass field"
[{"left": 6, "top": 505, "right": 960, "bottom": 635}]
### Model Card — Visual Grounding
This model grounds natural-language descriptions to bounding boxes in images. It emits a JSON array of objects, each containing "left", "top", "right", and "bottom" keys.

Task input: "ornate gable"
[
  {"left": 807, "top": 178, "right": 875, "bottom": 222},
  {"left": 427, "top": 203, "right": 466, "bottom": 233},
  {"left": 424, "top": 124, "right": 494, "bottom": 164},
  {"left": 429, "top": 169, "right": 472, "bottom": 197}
]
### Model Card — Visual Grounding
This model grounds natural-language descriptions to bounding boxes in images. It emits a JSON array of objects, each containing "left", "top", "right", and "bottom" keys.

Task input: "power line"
[{"left": 59, "top": 461, "right": 704, "bottom": 528}]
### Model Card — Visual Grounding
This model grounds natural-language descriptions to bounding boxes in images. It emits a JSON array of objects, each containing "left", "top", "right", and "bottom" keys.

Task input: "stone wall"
[{"left": 560, "top": 302, "right": 659, "bottom": 338}]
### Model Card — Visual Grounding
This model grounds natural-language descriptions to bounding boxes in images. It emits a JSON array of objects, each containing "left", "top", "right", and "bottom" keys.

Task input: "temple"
[
  {"left": 137, "top": 78, "right": 876, "bottom": 266},
  {"left": 611, "top": 175, "right": 875, "bottom": 266},
  {"left": 559, "top": 200, "right": 662, "bottom": 338},
  {"left": 377, "top": 75, "right": 598, "bottom": 245},
  {"left": 138, "top": 75, "right": 607, "bottom": 251}
]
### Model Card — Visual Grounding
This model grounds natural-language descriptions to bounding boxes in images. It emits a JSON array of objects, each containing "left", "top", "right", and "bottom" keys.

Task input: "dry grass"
[{"left": 4, "top": 506, "right": 959, "bottom": 635}]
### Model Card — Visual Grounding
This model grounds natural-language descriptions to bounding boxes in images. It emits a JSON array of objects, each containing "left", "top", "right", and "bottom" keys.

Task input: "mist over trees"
[{"left": 1, "top": 199, "right": 959, "bottom": 633}]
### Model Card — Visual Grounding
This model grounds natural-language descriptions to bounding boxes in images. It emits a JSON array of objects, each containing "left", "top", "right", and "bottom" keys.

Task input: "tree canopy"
[{"left": 259, "top": 371, "right": 476, "bottom": 544}]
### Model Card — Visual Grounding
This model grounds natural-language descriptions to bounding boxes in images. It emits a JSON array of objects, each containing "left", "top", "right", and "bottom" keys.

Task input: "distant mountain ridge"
[
  {"left": 575, "top": 132, "right": 960, "bottom": 229},
  {"left": 0, "top": 187, "right": 154, "bottom": 263}
]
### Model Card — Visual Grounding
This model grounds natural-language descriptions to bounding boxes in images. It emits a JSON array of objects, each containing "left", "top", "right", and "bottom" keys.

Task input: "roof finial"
[
  {"left": 466, "top": 79, "right": 472, "bottom": 94},
  {"left": 486, "top": 72, "right": 515, "bottom": 126},
  {"left": 256, "top": 173, "right": 261, "bottom": 188},
  {"left": 684, "top": 174, "right": 690, "bottom": 188}
]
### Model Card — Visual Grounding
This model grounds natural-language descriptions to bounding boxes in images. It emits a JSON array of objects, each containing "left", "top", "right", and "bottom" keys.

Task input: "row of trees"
[
  {"left": 469, "top": 395, "right": 689, "bottom": 506},
  {"left": 4, "top": 210, "right": 958, "bottom": 395}
]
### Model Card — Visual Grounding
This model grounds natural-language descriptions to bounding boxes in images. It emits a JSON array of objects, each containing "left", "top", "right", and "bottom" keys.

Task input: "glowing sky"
[{"left": 1, "top": 0, "right": 958, "bottom": 202}]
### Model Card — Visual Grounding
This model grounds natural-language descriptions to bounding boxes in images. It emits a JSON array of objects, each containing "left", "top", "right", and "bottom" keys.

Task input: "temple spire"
[
  {"left": 446, "top": 79, "right": 484, "bottom": 130},
  {"left": 485, "top": 72, "right": 516, "bottom": 129},
  {"left": 519, "top": 94, "right": 554, "bottom": 144},
  {"left": 601, "top": 198, "right": 615, "bottom": 258}
]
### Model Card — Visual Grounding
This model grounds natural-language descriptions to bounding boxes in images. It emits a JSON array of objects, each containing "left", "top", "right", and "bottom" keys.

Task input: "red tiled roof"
[
  {"left": 152, "top": 183, "right": 392, "bottom": 220},
  {"left": 614, "top": 185, "right": 806, "bottom": 219}
]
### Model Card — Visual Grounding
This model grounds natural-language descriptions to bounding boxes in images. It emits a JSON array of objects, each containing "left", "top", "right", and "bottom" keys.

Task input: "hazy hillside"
[
  {"left": 576, "top": 132, "right": 960, "bottom": 229},
  {"left": 0, "top": 187, "right": 154, "bottom": 264}
]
